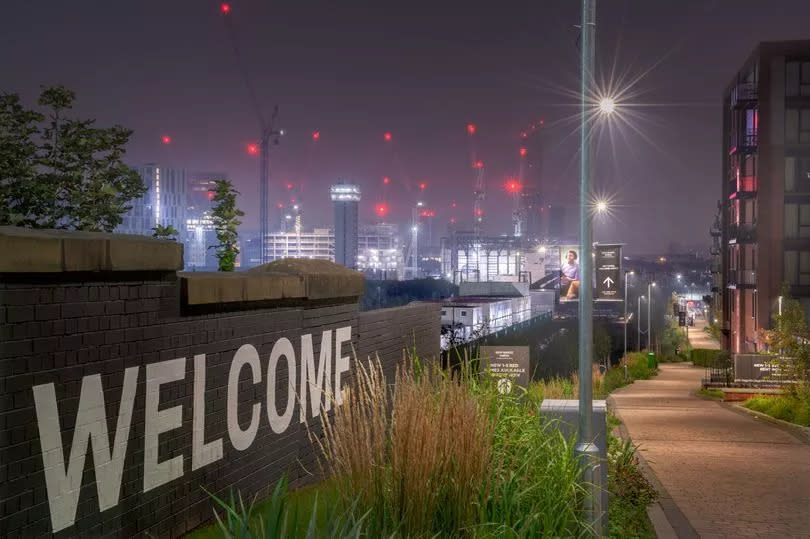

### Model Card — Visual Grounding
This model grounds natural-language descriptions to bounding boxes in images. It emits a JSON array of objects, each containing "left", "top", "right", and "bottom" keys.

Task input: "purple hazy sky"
[{"left": 2, "top": 0, "right": 809, "bottom": 253}]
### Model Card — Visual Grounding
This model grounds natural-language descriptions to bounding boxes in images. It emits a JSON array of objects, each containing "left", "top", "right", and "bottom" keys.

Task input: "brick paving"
[{"left": 611, "top": 363, "right": 810, "bottom": 538}]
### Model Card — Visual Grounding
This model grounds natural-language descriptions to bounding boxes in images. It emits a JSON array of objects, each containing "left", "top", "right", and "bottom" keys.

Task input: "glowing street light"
[
  {"left": 598, "top": 97, "right": 616, "bottom": 115},
  {"left": 595, "top": 200, "right": 608, "bottom": 214}
]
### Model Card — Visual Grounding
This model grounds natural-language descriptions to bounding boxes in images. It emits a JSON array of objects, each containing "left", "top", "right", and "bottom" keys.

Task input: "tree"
[
  {"left": 0, "top": 93, "right": 42, "bottom": 226},
  {"left": 0, "top": 85, "right": 145, "bottom": 231},
  {"left": 771, "top": 286, "right": 810, "bottom": 381},
  {"left": 209, "top": 179, "right": 244, "bottom": 272},
  {"left": 152, "top": 224, "right": 179, "bottom": 240}
]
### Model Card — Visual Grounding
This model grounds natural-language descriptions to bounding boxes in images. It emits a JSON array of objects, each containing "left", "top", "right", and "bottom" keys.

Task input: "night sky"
[{"left": 3, "top": 0, "right": 810, "bottom": 253}]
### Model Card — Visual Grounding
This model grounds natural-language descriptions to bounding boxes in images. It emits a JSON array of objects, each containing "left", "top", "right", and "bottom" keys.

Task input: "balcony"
[
  {"left": 728, "top": 269, "right": 756, "bottom": 289},
  {"left": 728, "top": 175, "right": 757, "bottom": 199},
  {"left": 728, "top": 221, "right": 756, "bottom": 244},
  {"left": 730, "top": 82, "right": 758, "bottom": 108},
  {"left": 729, "top": 129, "right": 758, "bottom": 154}
]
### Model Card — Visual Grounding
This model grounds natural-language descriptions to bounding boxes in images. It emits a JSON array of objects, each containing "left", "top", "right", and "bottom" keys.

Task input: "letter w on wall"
[{"left": 32, "top": 367, "right": 139, "bottom": 533}]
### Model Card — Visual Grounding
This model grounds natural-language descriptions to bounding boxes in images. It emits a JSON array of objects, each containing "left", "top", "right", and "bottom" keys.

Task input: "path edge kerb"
[
  {"left": 724, "top": 402, "right": 810, "bottom": 444},
  {"left": 607, "top": 391, "right": 700, "bottom": 539}
]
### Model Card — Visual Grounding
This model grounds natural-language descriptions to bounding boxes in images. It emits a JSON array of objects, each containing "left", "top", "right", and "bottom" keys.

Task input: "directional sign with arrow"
[{"left": 595, "top": 244, "right": 622, "bottom": 301}]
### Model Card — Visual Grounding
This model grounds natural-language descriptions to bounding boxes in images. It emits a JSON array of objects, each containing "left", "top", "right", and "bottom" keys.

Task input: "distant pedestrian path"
[
  {"left": 611, "top": 363, "right": 810, "bottom": 538},
  {"left": 687, "top": 318, "right": 721, "bottom": 350}
]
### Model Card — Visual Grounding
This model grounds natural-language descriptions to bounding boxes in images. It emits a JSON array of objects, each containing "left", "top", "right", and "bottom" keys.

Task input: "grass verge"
[
  {"left": 743, "top": 388, "right": 810, "bottom": 426},
  {"left": 607, "top": 435, "right": 656, "bottom": 539},
  {"left": 528, "top": 351, "right": 657, "bottom": 403},
  {"left": 698, "top": 388, "right": 724, "bottom": 400}
]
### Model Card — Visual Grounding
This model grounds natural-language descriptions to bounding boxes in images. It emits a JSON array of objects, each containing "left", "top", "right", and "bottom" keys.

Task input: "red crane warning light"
[
  {"left": 161, "top": 135, "right": 172, "bottom": 145},
  {"left": 519, "top": 147, "right": 528, "bottom": 157},
  {"left": 505, "top": 180, "right": 522, "bottom": 193},
  {"left": 312, "top": 131, "right": 320, "bottom": 141},
  {"left": 473, "top": 160, "right": 484, "bottom": 169},
  {"left": 383, "top": 132, "right": 392, "bottom": 142},
  {"left": 467, "top": 123, "right": 476, "bottom": 135},
  {"left": 220, "top": 3, "right": 231, "bottom": 15},
  {"left": 419, "top": 181, "right": 427, "bottom": 190},
  {"left": 375, "top": 203, "right": 389, "bottom": 217},
  {"left": 383, "top": 176, "right": 390, "bottom": 185},
  {"left": 247, "top": 143, "right": 259, "bottom": 155},
  {"left": 286, "top": 183, "right": 294, "bottom": 190}
]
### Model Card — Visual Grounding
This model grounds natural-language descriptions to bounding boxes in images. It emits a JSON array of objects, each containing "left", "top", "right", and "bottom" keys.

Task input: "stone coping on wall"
[
  {"left": 0, "top": 226, "right": 184, "bottom": 273},
  {"left": 181, "top": 258, "right": 365, "bottom": 305}
]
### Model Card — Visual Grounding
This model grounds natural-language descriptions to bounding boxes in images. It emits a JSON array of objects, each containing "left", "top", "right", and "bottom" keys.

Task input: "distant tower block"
[{"left": 330, "top": 183, "right": 361, "bottom": 269}]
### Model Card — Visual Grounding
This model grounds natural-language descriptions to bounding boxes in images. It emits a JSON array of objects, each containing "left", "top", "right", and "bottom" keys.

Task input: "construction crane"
[
  {"left": 467, "top": 124, "right": 485, "bottom": 238},
  {"left": 221, "top": 3, "right": 283, "bottom": 264}
]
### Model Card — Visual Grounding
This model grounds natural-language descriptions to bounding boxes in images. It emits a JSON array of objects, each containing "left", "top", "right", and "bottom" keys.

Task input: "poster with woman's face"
[{"left": 559, "top": 246, "right": 580, "bottom": 301}]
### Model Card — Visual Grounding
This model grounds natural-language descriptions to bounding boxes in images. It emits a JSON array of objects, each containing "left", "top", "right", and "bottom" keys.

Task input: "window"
[
  {"left": 786, "top": 109, "right": 799, "bottom": 143},
  {"left": 785, "top": 157, "right": 810, "bottom": 192},
  {"left": 460, "top": 310, "right": 467, "bottom": 316},
  {"left": 788, "top": 108, "right": 810, "bottom": 143},
  {"left": 785, "top": 251, "right": 798, "bottom": 284},
  {"left": 802, "top": 252, "right": 810, "bottom": 285},
  {"left": 784, "top": 250, "right": 810, "bottom": 285},
  {"left": 785, "top": 204, "right": 810, "bottom": 237},
  {"left": 786, "top": 61, "right": 810, "bottom": 97},
  {"left": 441, "top": 310, "right": 447, "bottom": 316},
  {"left": 786, "top": 157, "right": 796, "bottom": 191}
]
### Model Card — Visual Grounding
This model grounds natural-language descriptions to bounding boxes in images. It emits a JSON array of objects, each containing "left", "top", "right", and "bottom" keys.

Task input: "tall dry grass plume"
[{"left": 318, "top": 354, "right": 493, "bottom": 535}]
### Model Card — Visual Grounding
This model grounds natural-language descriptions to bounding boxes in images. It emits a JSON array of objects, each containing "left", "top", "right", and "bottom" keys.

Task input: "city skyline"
[{"left": 4, "top": 1, "right": 810, "bottom": 253}]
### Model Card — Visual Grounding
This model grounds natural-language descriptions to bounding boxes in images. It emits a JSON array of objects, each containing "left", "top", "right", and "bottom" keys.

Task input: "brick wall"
[
  {"left": 0, "top": 271, "right": 439, "bottom": 538},
  {"left": 356, "top": 303, "right": 439, "bottom": 381}
]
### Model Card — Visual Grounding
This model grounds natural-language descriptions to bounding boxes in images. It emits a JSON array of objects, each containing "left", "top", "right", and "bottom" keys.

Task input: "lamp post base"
[{"left": 575, "top": 441, "right": 604, "bottom": 537}]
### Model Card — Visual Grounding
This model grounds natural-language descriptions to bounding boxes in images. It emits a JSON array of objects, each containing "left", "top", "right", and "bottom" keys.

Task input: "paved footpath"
[
  {"left": 611, "top": 363, "right": 810, "bottom": 538},
  {"left": 685, "top": 317, "right": 720, "bottom": 351}
]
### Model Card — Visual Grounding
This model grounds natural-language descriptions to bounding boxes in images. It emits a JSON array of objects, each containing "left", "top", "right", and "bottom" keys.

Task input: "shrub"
[
  {"left": 744, "top": 388, "right": 810, "bottom": 427},
  {"left": 607, "top": 436, "right": 656, "bottom": 538},
  {"left": 318, "top": 357, "right": 588, "bottom": 537},
  {"left": 204, "top": 476, "right": 367, "bottom": 539},
  {"left": 690, "top": 348, "right": 721, "bottom": 367},
  {"left": 528, "top": 353, "right": 655, "bottom": 404}
]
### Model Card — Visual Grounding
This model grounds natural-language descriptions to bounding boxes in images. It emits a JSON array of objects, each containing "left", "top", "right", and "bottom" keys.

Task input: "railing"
[
  {"left": 730, "top": 82, "right": 758, "bottom": 107},
  {"left": 728, "top": 268, "right": 756, "bottom": 288},
  {"left": 728, "top": 175, "right": 757, "bottom": 197},
  {"left": 728, "top": 222, "right": 756, "bottom": 243},
  {"left": 729, "top": 129, "right": 758, "bottom": 152}
]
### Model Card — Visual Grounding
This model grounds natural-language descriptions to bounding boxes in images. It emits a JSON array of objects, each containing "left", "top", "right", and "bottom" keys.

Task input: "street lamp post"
[
  {"left": 576, "top": 0, "right": 601, "bottom": 535},
  {"left": 624, "top": 270, "right": 634, "bottom": 361},
  {"left": 647, "top": 281, "right": 656, "bottom": 350},
  {"left": 638, "top": 295, "right": 644, "bottom": 351}
]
